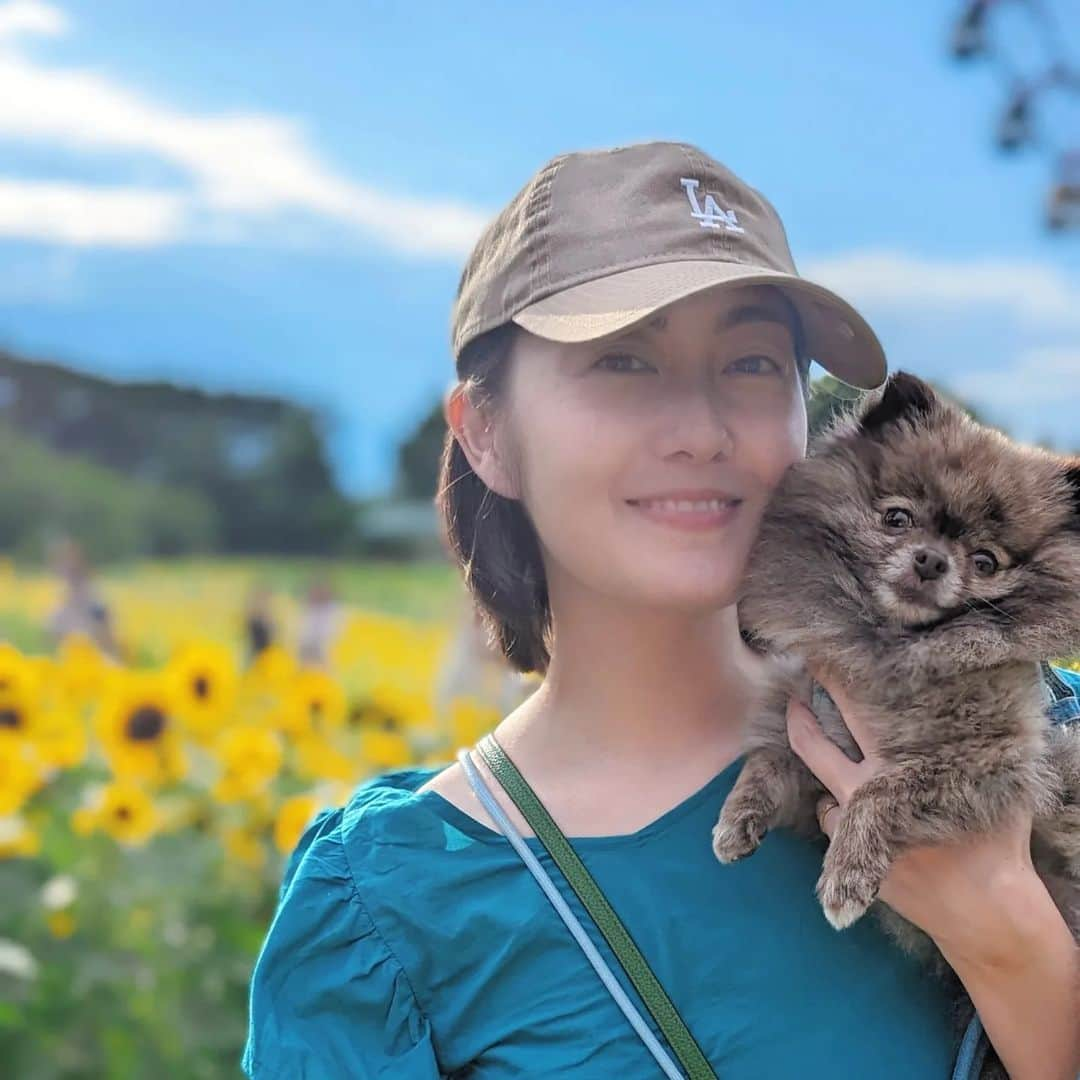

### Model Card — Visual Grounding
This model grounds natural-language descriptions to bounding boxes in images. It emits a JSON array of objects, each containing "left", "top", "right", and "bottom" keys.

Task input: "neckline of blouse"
[{"left": 410, "top": 753, "right": 745, "bottom": 850}]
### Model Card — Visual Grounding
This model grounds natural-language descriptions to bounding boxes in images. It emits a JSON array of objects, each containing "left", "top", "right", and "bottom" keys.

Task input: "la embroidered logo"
[{"left": 680, "top": 177, "right": 745, "bottom": 233}]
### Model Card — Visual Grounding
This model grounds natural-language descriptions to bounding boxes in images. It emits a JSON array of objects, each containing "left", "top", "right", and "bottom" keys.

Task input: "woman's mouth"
[{"left": 626, "top": 497, "right": 743, "bottom": 531}]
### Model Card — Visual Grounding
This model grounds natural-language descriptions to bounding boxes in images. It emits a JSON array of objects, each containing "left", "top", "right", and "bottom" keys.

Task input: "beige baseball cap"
[{"left": 450, "top": 140, "right": 886, "bottom": 389}]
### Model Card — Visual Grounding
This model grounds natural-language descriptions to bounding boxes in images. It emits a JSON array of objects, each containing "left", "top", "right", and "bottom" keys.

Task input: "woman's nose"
[{"left": 655, "top": 378, "right": 734, "bottom": 461}]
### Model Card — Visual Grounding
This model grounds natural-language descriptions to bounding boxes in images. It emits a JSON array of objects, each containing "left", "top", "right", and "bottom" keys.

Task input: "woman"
[{"left": 243, "top": 142, "right": 1079, "bottom": 1078}]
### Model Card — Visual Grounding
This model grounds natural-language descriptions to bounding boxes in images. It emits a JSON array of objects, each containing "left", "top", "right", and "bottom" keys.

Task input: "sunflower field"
[{"left": 0, "top": 557, "right": 534, "bottom": 1079}]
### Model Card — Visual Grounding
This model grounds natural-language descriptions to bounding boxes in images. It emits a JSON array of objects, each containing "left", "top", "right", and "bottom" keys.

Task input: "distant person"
[
  {"left": 46, "top": 539, "right": 119, "bottom": 659},
  {"left": 295, "top": 576, "right": 341, "bottom": 668},
  {"left": 434, "top": 602, "right": 535, "bottom": 720},
  {"left": 243, "top": 582, "right": 277, "bottom": 667}
]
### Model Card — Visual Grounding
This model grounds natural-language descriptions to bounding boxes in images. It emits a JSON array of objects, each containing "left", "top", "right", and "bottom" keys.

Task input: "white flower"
[
  {"left": 0, "top": 816, "right": 26, "bottom": 844},
  {"left": 0, "top": 939, "right": 38, "bottom": 981},
  {"left": 40, "top": 873, "right": 78, "bottom": 911}
]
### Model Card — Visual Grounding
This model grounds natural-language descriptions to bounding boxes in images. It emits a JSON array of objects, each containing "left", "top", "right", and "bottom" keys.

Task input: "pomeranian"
[{"left": 711, "top": 371, "right": 1080, "bottom": 1074}]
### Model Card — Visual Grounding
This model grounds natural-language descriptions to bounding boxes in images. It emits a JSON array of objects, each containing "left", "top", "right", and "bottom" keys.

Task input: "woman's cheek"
[{"left": 747, "top": 397, "right": 807, "bottom": 488}]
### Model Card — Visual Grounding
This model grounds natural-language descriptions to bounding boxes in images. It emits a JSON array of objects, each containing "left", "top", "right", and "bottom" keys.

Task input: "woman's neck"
[{"left": 494, "top": 597, "right": 765, "bottom": 789}]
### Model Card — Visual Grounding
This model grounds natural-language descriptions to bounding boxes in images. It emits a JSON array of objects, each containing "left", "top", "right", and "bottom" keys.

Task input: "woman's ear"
[{"left": 444, "top": 383, "right": 520, "bottom": 500}]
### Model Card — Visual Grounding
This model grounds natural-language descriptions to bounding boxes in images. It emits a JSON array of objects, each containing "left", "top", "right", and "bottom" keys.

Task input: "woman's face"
[{"left": 495, "top": 283, "right": 809, "bottom": 612}]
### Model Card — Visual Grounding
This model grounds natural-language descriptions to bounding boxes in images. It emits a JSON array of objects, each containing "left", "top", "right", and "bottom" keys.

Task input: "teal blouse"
[{"left": 242, "top": 753, "right": 968, "bottom": 1079}]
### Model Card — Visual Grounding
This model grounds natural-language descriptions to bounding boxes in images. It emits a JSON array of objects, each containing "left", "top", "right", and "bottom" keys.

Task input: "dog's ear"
[
  {"left": 1064, "top": 461, "right": 1080, "bottom": 521},
  {"left": 856, "top": 371, "right": 939, "bottom": 439}
]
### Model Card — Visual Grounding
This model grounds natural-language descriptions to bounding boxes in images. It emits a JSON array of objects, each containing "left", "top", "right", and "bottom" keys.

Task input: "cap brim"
[{"left": 510, "top": 260, "right": 886, "bottom": 390}]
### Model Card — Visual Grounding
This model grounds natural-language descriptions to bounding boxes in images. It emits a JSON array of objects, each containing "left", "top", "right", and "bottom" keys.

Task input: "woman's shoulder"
[
  {"left": 269, "top": 765, "right": 452, "bottom": 904},
  {"left": 244, "top": 767, "right": 448, "bottom": 1078},
  {"left": 343, "top": 762, "right": 447, "bottom": 819},
  {"left": 336, "top": 763, "right": 455, "bottom": 857}
]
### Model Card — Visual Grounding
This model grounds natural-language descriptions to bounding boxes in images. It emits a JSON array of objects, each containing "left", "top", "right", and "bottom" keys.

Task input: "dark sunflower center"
[
  {"left": 0, "top": 707, "right": 21, "bottom": 729},
  {"left": 114, "top": 805, "right": 133, "bottom": 821},
  {"left": 192, "top": 674, "right": 210, "bottom": 700},
  {"left": 125, "top": 706, "right": 166, "bottom": 741}
]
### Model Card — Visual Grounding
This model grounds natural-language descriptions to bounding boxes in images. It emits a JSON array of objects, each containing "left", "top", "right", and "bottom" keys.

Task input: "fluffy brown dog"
[{"left": 712, "top": 372, "right": 1080, "bottom": 968}]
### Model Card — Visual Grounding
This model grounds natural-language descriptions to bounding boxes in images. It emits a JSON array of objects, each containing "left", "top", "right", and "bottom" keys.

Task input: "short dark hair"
[{"left": 436, "top": 286, "right": 810, "bottom": 676}]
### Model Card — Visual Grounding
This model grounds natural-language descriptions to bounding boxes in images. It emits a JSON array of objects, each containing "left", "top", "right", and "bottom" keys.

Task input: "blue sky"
[{"left": 0, "top": 0, "right": 1076, "bottom": 496}]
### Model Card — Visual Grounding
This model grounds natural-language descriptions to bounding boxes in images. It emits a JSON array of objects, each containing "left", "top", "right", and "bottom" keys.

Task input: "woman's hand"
[
  {"left": 786, "top": 665, "right": 1080, "bottom": 1080},
  {"left": 784, "top": 663, "right": 1037, "bottom": 959}
]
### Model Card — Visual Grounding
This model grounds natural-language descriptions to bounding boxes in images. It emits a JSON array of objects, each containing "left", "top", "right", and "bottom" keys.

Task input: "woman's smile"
[{"left": 626, "top": 494, "right": 744, "bottom": 531}]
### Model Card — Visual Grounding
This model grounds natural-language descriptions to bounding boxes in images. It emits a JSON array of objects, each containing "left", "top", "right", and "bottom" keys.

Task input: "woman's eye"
[
  {"left": 726, "top": 354, "right": 781, "bottom": 375},
  {"left": 971, "top": 550, "right": 998, "bottom": 576},
  {"left": 596, "top": 353, "right": 653, "bottom": 373},
  {"left": 882, "top": 507, "right": 914, "bottom": 529}
]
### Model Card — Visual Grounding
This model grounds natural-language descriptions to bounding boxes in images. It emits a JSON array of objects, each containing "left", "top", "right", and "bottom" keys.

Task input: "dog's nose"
[{"left": 913, "top": 547, "right": 949, "bottom": 581}]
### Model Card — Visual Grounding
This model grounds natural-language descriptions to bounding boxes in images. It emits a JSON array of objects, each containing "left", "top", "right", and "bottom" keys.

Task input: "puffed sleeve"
[{"left": 242, "top": 805, "right": 443, "bottom": 1079}]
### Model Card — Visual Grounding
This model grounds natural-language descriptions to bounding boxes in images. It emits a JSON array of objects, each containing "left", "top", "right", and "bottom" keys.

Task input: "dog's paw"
[
  {"left": 712, "top": 812, "right": 766, "bottom": 864},
  {"left": 815, "top": 870, "right": 876, "bottom": 930}
]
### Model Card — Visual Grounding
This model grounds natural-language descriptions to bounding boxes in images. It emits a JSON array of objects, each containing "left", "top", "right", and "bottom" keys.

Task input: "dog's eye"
[
  {"left": 882, "top": 507, "right": 914, "bottom": 529},
  {"left": 972, "top": 550, "right": 998, "bottom": 576}
]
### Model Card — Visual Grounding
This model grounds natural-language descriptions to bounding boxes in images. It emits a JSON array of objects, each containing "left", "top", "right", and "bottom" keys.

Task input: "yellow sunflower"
[
  {"left": 273, "top": 793, "right": 321, "bottom": 854},
  {"left": 0, "top": 647, "right": 42, "bottom": 751},
  {"left": 219, "top": 822, "right": 267, "bottom": 870},
  {"left": 96, "top": 672, "right": 187, "bottom": 786},
  {"left": 30, "top": 705, "right": 88, "bottom": 771},
  {"left": 211, "top": 725, "right": 283, "bottom": 803},
  {"left": 370, "top": 682, "right": 436, "bottom": 734},
  {"left": 167, "top": 641, "right": 239, "bottom": 744},
  {"left": 346, "top": 696, "right": 390, "bottom": 731},
  {"left": 447, "top": 696, "right": 501, "bottom": 749},
  {"left": 359, "top": 727, "right": 413, "bottom": 770},
  {"left": 90, "top": 781, "right": 159, "bottom": 846},
  {"left": 277, "top": 670, "right": 346, "bottom": 741},
  {"left": 0, "top": 686, "right": 37, "bottom": 744},
  {"left": 246, "top": 644, "right": 298, "bottom": 691},
  {"left": 0, "top": 734, "right": 45, "bottom": 815},
  {"left": 0, "top": 642, "right": 40, "bottom": 703},
  {"left": 54, "top": 634, "right": 115, "bottom": 706},
  {"left": 71, "top": 805, "right": 96, "bottom": 837},
  {"left": 293, "top": 734, "right": 356, "bottom": 782}
]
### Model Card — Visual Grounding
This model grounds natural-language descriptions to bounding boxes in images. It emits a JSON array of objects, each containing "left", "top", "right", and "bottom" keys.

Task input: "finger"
[
  {"left": 816, "top": 795, "right": 840, "bottom": 838},
  {"left": 808, "top": 665, "right": 870, "bottom": 756},
  {"left": 786, "top": 696, "right": 862, "bottom": 803}
]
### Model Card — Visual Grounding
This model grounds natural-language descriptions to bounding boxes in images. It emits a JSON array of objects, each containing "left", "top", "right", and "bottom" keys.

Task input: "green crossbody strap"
[{"left": 476, "top": 733, "right": 718, "bottom": 1080}]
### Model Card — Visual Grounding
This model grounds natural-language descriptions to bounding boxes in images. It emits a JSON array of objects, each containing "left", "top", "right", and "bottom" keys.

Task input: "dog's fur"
[{"left": 711, "top": 372, "right": 1080, "bottom": 1076}]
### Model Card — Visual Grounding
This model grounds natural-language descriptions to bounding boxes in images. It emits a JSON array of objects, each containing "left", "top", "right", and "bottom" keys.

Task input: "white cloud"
[
  {"left": 0, "top": 178, "right": 183, "bottom": 245},
  {"left": 950, "top": 346, "right": 1080, "bottom": 410},
  {"left": 802, "top": 250, "right": 1080, "bottom": 448},
  {"left": 0, "top": 0, "right": 65, "bottom": 41},
  {"left": 0, "top": 1, "right": 490, "bottom": 254},
  {"left": 802, "top": 249, "right": 1080, "bottom": 328}
]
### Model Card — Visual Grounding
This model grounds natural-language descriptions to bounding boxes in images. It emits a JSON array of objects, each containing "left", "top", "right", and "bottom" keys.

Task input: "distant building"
[{"left": 358, "top": 496, "right": 444, "bottom": 559}]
